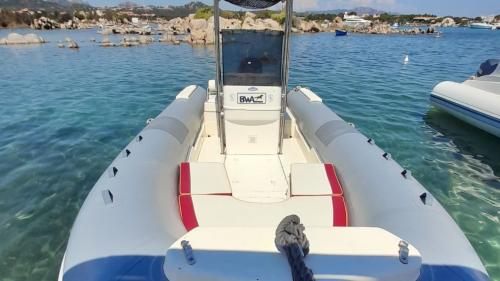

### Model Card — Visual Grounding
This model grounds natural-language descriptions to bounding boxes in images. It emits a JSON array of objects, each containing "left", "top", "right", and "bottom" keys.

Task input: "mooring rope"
[{"left": 275, "top": 215, "right": 315, "bottom": 281}]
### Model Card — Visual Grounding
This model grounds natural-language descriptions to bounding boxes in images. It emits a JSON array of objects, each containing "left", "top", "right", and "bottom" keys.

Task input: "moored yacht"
[
  {"left": 59, "top": 1, "right": 490, "bottom": 281},
  {"left": 470, "top": 22, "right": 494, "bottom": 29},
  {"left": 342, "top": 12, "right": 372, "bottom": 27}
]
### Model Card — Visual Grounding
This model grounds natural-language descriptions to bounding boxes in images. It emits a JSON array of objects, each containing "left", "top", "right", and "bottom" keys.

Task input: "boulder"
[
  {"left": 441, "top": 17, "right": 456, "bottom": 27},
  {"left": 159, "top": 33, "right": 176, "bottom": 43},
  {"left": 245, "top": 12, "right": 257, "bottom": 19},
  {"left": 242, "top": 17, "right": 256, "bottom": 29},
  {"left": 220, "top": 17, "right": 242, "bottom": 29},
  {"left": 298, "top": 20, "right": 321, "bottom": 32},
  {"left": 139, "top": 36, "right": 153, "bottom": 44},
  {"left": 261, "top": 18, "right": 282, "bottom": 30},
  {"left": 65, "top": 37, "right": 79, "bottom": 48},
  {"left": 0, "top": 33, "right": 45, "bottom": 45},
  {"left": 100, "top": 37, "right": 115, "bottom": 47},
  {"left": 189, "top": 18, "right": 208, "bottom": 32},
  {"left": 189, "top": 29, "right": 206, "bottom": 44}
]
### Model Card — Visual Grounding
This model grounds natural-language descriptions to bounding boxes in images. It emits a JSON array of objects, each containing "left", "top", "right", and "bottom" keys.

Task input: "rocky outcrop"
[
  {"left": 100, "top": 37, "right": 115, "bottom": 47},
  {"left": 0, "top": 33, "right": 45, "bottom": 45},
  {"left": 296, "top": 19, "right": 321, "bottom": 33},
  {"left": 65, "top": 37, "right": 79, "bottom": 48},
  {"left": 32, "top": 17, "right": 59, "bottom": 30},
  {"left": 441, "top": 17, "right": 456, "bottom": 27}
]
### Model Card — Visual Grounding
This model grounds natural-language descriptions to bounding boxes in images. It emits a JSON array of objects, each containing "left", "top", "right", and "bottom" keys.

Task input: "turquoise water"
[{"left": 0, "top": 28, "right": 499, "bottom": 280}]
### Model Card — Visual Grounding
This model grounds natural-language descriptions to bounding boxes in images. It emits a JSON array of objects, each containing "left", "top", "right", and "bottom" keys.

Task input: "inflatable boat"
[
  {"left": 59, "top": 1, "right": 490, "bottom": 280},
  {"left": 431, "top": 59, "right": 500, "bottom": 137}
]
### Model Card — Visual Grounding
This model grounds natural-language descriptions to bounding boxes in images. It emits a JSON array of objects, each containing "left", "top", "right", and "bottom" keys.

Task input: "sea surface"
[{"left": 0, "top": 27, "right": 499, "bottom": 280}]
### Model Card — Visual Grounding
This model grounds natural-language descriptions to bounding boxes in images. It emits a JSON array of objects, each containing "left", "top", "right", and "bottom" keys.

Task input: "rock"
[
  {"left": 334, "top": 16, "right": 343, "bottom": 24},
  {"left": 0, "top": 33, "right": 45, "bottom": 45},
  {"left": 441, "top": 17, "right": 456, "bottom": 27},
  {"left": 245, "top": 12, "right": 257, "bottom": 19},
  {"left": 65, "top": 37, "right": 79, "bottom": 48},
  {"left": 220, "top": 17, "right": 242, "bottom": 30},
  {"left": 189, "top": 18, "right": 207, "bottom": 31},
  {"left": 159, "top": 33, "right": 176, "bottom": 43},
  {"left": 297, "top": 20, "right": 321, "bottom": 32},
  {"left": 100, "top": 37, "right": 115, "bottom": 47},
  {"left": 260, "top": 18, "right": 282, "bottom": 30},
  {"left": 100, "top": 28, "right": 113, "bottom": 35},
  {"left": 138, "top": 36, "right": 153, "bottom": 44},
  {"left": 32, "top": 17, "right": 59, "bottom": 30},
  {"left": 189, "top": 29, "right": 206, "bottom": 44},
  {"left": 121, "top": 36, "right": 139, "bottom": 47},
  {"left": 242, "top": 17, "right": 256, "bottom": 29}
]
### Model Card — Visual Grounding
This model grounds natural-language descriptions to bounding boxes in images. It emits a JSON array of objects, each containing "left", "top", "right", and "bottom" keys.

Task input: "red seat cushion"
[
  {"left": 179, "top": 162, "right": 191, "bottom": 195},
  {"left": 332, "top": 196, "right": 348, "bottom": 227},
  {"left": 178, "top": 195, "right": 198, "bottom": 231},
  {"left": 325, "top": 164, "right": 343, "bottom": 196}
]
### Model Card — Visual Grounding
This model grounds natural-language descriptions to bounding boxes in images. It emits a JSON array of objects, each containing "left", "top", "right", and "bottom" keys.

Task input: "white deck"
[{"left": 191, "top": 119, "right": 316, "bottom": 203}]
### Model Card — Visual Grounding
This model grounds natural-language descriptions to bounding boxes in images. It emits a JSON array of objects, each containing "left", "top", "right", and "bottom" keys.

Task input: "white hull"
[
  {"left": 470, "top": 23, "right": 494, "bottom": 29},
  {"left": 59, "top": 84, "right": 490, "bottom": 281},
  {"left": 431, "top": 74, "right": 500, "bottom": 138},
  {"left": 59, "top": 6, "right": 490, "bottom": 279}
]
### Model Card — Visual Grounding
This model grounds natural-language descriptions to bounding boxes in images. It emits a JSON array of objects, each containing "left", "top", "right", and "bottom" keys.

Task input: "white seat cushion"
[
  {"left": 291, "top": 163, "right": 343, "bottom": 196},
  {"left": 192, "top": 195, "right": 334, "bottom": 227},
  {"left": 179, "top": 162, "right": 232, "bottom": 195}
]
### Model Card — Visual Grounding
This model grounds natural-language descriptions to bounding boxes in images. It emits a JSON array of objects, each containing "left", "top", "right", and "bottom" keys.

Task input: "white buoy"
[{"left": 403, "top": 54, "right": 409, "bottom": 64}]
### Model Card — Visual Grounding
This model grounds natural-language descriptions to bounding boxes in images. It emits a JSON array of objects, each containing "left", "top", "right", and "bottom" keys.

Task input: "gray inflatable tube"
[
  {"left": 59, "top": 86, "right": 205, "bottom": 281},
  {"left": 287, "top": 87, "right": 489, "bottom": 281}
]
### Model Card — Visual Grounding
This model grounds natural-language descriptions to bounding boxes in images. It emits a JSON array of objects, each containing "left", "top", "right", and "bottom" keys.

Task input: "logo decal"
[{"left": 237, "top": 93, "right": 266, "bottom": 104}]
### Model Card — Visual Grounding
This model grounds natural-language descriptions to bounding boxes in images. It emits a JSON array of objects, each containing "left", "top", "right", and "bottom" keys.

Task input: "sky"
[{"left": 90, "top": 0, "right": 500, "bottom": 17}]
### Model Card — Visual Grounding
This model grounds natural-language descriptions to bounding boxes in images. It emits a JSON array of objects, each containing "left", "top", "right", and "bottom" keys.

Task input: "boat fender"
[{"left": 275, "top": 215, "right": 314, "bottom": 281}]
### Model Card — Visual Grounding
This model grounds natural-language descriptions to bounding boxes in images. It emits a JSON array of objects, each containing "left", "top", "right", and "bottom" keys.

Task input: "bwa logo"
[{"left": 237, "top": 93, "right": 266, "bottom": 104}]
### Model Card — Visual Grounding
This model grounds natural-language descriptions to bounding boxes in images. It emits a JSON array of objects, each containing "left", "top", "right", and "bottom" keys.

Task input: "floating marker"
[{"left": 404, "top": 54, "right": 409, "bottom": 64}]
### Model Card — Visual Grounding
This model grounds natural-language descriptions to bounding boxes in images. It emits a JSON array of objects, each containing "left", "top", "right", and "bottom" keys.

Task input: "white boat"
[
  {"left": 59, "top": 1, "right": 490, "bottom": 281},
  {"left": 342, "top": 12, "right": 372, "bottom": 27},
  {"left": 392, "top": 22, "right": 400, "bottom": 29},
  {"left": 431, "top": 59, "right": 500, "bottom": 137},
  {"left": 470, "top": 22, "right": 494, "bottom": 29}
]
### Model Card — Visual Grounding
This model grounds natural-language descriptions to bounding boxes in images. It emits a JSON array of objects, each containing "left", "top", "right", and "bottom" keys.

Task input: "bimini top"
[{"left": 225, "top": 0, "right": 282, "bottom": 9}]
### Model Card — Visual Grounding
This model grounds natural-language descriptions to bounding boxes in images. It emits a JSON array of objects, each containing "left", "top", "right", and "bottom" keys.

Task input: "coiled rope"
[{"left": 275, "top": 215, "right": 315, "bottom": 281}]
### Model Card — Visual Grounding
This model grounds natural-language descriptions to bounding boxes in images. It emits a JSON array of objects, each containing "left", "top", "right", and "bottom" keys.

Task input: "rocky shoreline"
[{"left": 1, "top": 12, "right": 448, "bottom": 47}]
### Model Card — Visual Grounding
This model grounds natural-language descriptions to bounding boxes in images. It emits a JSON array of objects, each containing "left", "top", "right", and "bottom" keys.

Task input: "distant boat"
[
  {"left": 403, "top": 54, "right": 409, "bottom": 64},
  {"left": 435, "top": 32, "right": 442, "bottom": 38},
  {"left": 335, "top": 30, "right": 348, "bottom": 36},
  {"left": 342, "top": 12, "right": 372, "bottom": 27},
  {"left": 392, "top": 23, "right": 399, "bottom": 29},
  {"left": 470, "top": 22, "right": 494, "bottom": 29}
]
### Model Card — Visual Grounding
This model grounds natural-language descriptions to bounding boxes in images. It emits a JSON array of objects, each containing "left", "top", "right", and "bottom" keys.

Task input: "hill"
[{"left": 0, "top": 0, "right": 91, "bottom": 11}]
